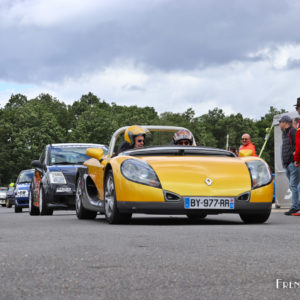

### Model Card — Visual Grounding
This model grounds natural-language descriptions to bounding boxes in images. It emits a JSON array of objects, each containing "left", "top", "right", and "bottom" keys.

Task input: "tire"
[
  {"left": 104, "top": 170, "right": 132, "bottom": 224},
  {"left": 39, "top": 186, "right": 53, "bottom": 216},
  {"left": 14, "top": 205, "right": 22, "bottom": 213},
  {"left": 239, "top": 209, "right": 271, "bottom": 224},
  {"left": 75, "top": 176, "right": 97, "bottom": 219},
  {"left": 6, "top": 199, "right": 12, "bottom": 208},
  {"left": 29, "top": 190, "right": 39, "bottom": 216},
  {"left": 1, "top": 204, "right": 5, "bottom": 207},
  {"left": 186, "top": 213, "right": 207, "bottom": 220}
]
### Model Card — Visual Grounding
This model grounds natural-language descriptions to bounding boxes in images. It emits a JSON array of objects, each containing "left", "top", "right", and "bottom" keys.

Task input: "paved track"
[{"left": 0, "top": 207, "right": 299, "bottom": 300}]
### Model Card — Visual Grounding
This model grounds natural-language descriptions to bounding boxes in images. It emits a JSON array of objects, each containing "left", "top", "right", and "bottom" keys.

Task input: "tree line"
[{"left": 0, "top": 92, "right": 285, "bottom": 185}]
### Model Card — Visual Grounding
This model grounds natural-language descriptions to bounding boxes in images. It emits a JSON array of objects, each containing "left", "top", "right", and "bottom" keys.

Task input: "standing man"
[
  {"left": 279, "top": 115, "right": 300, "bottom": 215},
  {"left": 238, "top": 133, "right": 257, "bottom": 157},
  {"left": 294, "top": 97, "right": 300, "bottom": 167},
  {"left": 292, "top": 98, "right": 300, "bottom": 216}
]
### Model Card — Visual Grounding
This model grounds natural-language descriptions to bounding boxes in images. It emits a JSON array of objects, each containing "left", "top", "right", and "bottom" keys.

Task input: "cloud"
[
  {"left": 1, "top": 50, "right": 298, "bottom": 119},
  {"left": 0, "top": 0, "right": 300, "bottom": 119}
]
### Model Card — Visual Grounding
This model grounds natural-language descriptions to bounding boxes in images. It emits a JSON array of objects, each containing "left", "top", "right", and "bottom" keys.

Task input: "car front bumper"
[
  {"left": 15, "top": 196, "right": 29, "bottom": 207},
  {"left": 117, "top": 199, "right": 272, "bottom": 215},
  {"left": 45, "top": 184, "right": 76, "bottom": 208}
]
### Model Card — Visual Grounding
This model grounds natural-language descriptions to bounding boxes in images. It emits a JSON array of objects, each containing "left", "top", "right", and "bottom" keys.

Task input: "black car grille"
[{"left": 64, "top": 173, "right": 76, "bottom": 186}]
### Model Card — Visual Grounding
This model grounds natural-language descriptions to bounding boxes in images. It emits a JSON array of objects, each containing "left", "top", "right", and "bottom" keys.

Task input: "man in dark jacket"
[{"left": 279, "top": 115, "right": 300, "bottom": 215}]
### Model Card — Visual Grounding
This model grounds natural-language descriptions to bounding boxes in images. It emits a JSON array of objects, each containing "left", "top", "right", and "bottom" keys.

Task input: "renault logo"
[{"left": 205, "top": 178, "right": 213, "bottom": 186}]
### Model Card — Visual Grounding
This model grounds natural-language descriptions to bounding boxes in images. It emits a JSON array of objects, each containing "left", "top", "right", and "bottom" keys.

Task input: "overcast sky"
[{"left": 1, "top": 0, "right": 300, "bottom": 119}]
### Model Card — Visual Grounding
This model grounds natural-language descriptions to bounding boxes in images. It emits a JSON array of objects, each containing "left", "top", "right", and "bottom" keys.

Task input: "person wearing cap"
[
  {"left": 279, "top": 114, "right": 300, "bottom": 215},
  {"left": 238, "top": 133, "right": 257, "bottom": 157}
]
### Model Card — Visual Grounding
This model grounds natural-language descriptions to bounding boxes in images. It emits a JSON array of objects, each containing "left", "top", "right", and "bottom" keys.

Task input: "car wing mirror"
[
  {"left": 31, "top": 160, "right": 43, "bottom": 169},
  {"left": 86, "top": 148, "right": 104, "bottom": 162}
]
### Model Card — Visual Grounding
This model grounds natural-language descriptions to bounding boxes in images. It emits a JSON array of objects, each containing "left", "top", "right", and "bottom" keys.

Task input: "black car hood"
[
  {"left": 48, "top": 165, "right": 80, "bottom": 173},
  {"left": 48, "top": 165, "right": 80, "bottom": 185}
]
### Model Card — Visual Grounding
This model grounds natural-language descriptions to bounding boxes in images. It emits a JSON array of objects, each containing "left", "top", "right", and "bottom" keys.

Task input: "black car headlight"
[
  {"left": 121, "top": 159, "right": 161, "bottom": 188},
  {"left": 49, "top": 171, "right": 67, "bottom": 184},
  {"left": 246, "top": 160, "right": 272, "bottom": 189}
]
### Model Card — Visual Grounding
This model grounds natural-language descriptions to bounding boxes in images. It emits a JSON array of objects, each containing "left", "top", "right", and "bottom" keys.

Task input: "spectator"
[
  {"left": 292, "top": 98, "right": 300, "bottom": 216},
  {"left": 294, "top": 98, "right": 300, "bottom": 167},
  {"left": 238, "top": 133, "right": 257, "bottom": 157},
  {"left": 293, "top": 117, "right": 299, "bottom": 129},
  {"left": 279, "top": 115, "right": 300, "bottom": 215}
]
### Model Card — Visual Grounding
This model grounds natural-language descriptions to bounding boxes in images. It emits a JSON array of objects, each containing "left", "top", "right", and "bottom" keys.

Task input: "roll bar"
[{"left": 108, "top": 125, "right": 196, "bottom": 157}]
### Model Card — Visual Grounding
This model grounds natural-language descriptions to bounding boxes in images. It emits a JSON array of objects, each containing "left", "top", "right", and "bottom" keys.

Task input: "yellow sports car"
[{"left": 75, "top": 125, "right": 273, "bottom": 224}]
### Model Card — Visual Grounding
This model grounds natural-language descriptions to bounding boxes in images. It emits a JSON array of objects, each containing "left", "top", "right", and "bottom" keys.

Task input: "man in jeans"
[{"left": 279, "top": 115, "right": 300, "bottom": 215}]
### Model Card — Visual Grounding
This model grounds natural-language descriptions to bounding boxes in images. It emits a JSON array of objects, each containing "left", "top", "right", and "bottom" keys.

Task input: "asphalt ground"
[{"left": 0, "top": 206, "right": 300, "bottom": 300}]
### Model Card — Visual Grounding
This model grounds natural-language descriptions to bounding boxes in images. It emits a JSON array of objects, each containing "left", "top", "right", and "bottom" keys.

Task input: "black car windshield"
[
  {"left": 50, "top": 146, "right": 107, "bottom": 165},
  {"left": 17, "top": 170, "right": 34, "bottom": 183}
]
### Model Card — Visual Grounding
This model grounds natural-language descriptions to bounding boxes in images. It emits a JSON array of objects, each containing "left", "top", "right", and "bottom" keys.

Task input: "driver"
[
  {"left": 118, "top": 125, "right": 149, "bottom": 153},
  {"left": 172, "top": 129, "right": 194, "bottom": 146}
]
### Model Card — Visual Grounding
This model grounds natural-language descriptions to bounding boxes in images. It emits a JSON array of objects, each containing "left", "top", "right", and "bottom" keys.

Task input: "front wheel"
[
  {"left": 39, "top": 187, "right": 53, "bottom": 216},
  {"left": 239, "top": 209, "right": 271, "bottom": 224},
  {"left": 75, "top": 176, "right": 97, "bottom": 220},
  {"left": 6, "top": 199, "right": 12, "bottom": 208},
  {"left": 29, "top": 190, "right": 39, "bottom": 216},
  {"left": 104, "top": 170, "right": 131, "bottom": 224}
]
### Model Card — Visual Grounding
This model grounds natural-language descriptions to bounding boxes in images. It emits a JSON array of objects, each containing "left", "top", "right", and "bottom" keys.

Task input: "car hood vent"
[{"left": 164, "top": 191, "right": 182, "bottom": 202}]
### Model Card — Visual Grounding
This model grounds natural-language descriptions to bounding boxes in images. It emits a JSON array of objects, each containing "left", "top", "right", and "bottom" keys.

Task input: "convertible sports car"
[{"left": 75, "top": 126, "right": 273, "bottom": 224}]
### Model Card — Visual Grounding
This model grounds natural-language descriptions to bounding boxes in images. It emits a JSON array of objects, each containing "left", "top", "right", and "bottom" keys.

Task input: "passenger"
[
  {"left": 172, "top": 129, "right": 194, "bottom": 146},
  {"left": 117, "top": 125, "right": 148, "bottom": 153},
  {"left": 238, "top": 133, "right": 257, "bottom": 157}
]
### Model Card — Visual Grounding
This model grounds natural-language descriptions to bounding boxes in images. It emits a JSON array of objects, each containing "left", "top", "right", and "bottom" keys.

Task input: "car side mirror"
[
  {"left": 86, "top": 148, "right": 104, "bottom": 162},
  {"left": 32, "top": 160, "right": 43, "bottom": 169}
]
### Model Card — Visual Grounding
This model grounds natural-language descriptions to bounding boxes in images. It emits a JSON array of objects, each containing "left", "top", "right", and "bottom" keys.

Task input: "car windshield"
[
  {"left": 50, "top": 145, "right": 107, "bottom": 165},
  {"left": 17, "top": 170, "right": 34, "bottom": 183}
]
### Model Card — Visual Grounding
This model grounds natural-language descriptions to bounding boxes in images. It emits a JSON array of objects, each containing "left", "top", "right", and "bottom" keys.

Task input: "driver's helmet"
[
  {"left": 124, "top": 125, "right": 149, "bottom": 146},
  {"left": 173, "top": 129, "right": 194, "bottom": 145}
]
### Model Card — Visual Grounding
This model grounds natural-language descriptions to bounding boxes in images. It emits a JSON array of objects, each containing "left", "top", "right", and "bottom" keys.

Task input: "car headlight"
[
  {"left": 49, "top": 171, "right": 67, "bottom": 184},
  {"left": 246, "top": 160, "right": 272, "bottom": 189},
  {"left": 16, "top": 190, "right": 29, "bottom": 197},
  {"left": 121, "top": 159, "right": 161, "bottom": 188}
]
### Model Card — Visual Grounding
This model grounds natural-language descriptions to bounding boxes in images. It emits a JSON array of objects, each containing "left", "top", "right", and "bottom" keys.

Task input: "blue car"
[{"left": 14, "top": 169, "right": 34, "bottom": 213}]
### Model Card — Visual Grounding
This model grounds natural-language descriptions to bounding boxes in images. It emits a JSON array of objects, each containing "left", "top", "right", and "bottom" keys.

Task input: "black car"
[{"left": 30, "top": 143, "right": 107, "bottom": 216}]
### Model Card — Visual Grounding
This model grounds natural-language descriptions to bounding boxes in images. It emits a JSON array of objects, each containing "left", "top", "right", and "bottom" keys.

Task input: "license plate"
[
  {"left": 56, "top": 187, "right": 72, "bottom": 193},
  {"left": 184, "top": 197, "right": 235, "bottom": 209}
]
